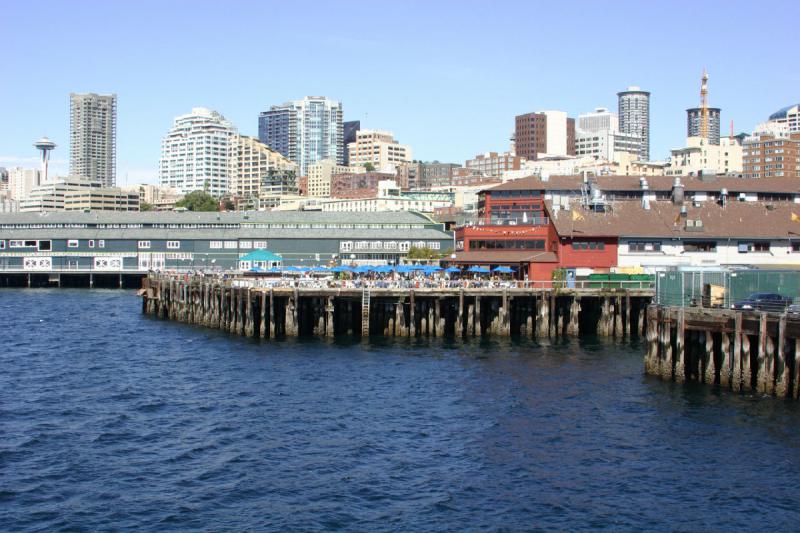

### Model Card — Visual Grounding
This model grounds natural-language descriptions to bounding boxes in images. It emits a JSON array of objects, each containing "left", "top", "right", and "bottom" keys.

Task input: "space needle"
[{"left": 33, "top": 136, "right": 57, "bottom": 183}]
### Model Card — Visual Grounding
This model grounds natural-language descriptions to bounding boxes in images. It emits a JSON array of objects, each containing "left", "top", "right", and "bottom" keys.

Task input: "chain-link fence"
[{"left": 656, "top": 269, "right": 800, "bottom": 312}]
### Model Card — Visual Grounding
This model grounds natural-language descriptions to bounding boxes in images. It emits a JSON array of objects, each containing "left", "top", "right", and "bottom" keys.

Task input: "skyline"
[{"left": 2, "top": 0, "right": 799, "bottom": 184}]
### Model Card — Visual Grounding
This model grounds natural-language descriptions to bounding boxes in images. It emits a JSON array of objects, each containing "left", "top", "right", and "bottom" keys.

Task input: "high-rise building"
[
  {"left": 514, "top": 110, "right": 575, "bottom": 160},
  {"left": 8, "top": 167, "right": 41, "bottom": 202},
  {"left": 230, "top": 136, "right": 298, "bottom": 199},
  {"left": 70, "top": 93, "right": 117, "bottom": 186},
  {"left": 258, "top": 96, "right": 344, "bottom": 175},
  {"left": 766, "top": 104, "right": 800, "bottom": 133},
  {"left": 686, "top": 108, "right": 721, "bottom": 145},
  {"left": 577, "top": 108, "right": 619, "bottom": 134},
  {"left": 347, "top": 130, "right": 412, "bottom": 172},
  {"left": 465, "top": 152, "right": 525, "bottom": 177},
  {"left": 575, "top": 131, "right": 641, "bottom": 161},
  {"left": 343, "top": 120, "right": 361, "bottom": 165},
  {"left": 617, "top": 86, "right": 650, "bottom": 161},
  {"left": 743, "top": 132, "right": 800, "bottom": 179},
  {"left": 158, "top": 108, "right": 238, "bottom": 197}
]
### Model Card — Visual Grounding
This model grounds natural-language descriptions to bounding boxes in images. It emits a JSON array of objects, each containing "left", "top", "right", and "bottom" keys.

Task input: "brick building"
[{"left": 514, "top": 110, "right": 576, "bottom": 160}]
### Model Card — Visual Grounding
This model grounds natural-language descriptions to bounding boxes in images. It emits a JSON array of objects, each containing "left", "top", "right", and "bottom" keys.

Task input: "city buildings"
[
  {"left": 465, "top": 151, "right": 525, "bottom": 178},
  {"left": 258, "top": 96, "right": 344, "bottom": 175},
  {"left": 577, "top": 107, "right": 619, "bottom": 134},
  {"left": 617, "top": 86, "right": 650, "bottom": 161},
  {"left": 306, "top": 159, "right": 364, "bottom": 198},
  {"left": 158, "top": 108, "right": 238, "bottom": 197},
  {"left": 687, "top": 107, "right": 721, "bottom": 145},
  {"left": 343, "top": 120, "right": 361, "bottom": 165},
  {"left": 19, "top": 176, "right": 138, "bottom": 212},
  {"left": 575, "top": 130, "right": 641, "bottom": 162},
  {"left": 127, "top": 184, "right": 185, "bottom": 211},
  {"left": 666, "top": 136, "right": 742, "bottom": 176},
  {"left": 347, "top": 129, "right": 412, "bottom": 172},
  {"left": 514, "top": 110, "right": 576, "bottom": 160},
  {"left": 742, "top": 132, "right": 800, "bottom": 179},
  {"left": 230, "top": 135, "right": 298, "bottom": 199},
  {"left": 766, "top": 104, "right": 800, "bottom": 133},
  {"left": 331, "top": 172, "right": 395, "bottom": 198},
  {"left": 320, "top": 180, "right": 454, "bottom": 213},
  {"left": 8, "top": 168, "right": 40, "bottom": 202},
  {"left": 70, "top": 93, "right": 117, "bottom": 186}
]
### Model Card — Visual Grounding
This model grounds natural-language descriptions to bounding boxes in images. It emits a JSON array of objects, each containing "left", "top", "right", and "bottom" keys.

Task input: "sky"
[{"left": 2, "top": 0, "right": 798, "bottom": 185}]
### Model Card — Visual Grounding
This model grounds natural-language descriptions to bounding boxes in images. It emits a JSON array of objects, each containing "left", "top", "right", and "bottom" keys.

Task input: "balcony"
[{"left": 458, "top": 216, "right": 550, "bottom": 228}]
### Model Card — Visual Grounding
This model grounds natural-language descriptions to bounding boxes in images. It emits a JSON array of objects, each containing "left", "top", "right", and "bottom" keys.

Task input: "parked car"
[
  {"left": 731, "top": 292, "right": 793, "bottom": 312},
  {"left": 788, "top": 304, "right": 800, "bottom": 316}
]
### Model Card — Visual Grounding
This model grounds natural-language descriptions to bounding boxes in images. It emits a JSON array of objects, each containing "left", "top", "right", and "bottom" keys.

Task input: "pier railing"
[{"left": 223, "top": 278, "right": 654, "bottom": 291}]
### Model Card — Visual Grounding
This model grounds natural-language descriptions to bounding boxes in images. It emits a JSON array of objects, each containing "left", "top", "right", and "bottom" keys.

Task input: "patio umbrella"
[
  {"left": 493, "top": 266, "right": 514, "bottom": 273},
  {"left": 330, "top": 265, "right": 352, "bottom": 273},
  {"left": 444, "top": 266, "right": 461, "bottom": 273},
  {"left": 353, "top": 265, "right": 373, "bottom": 274},
  {"left": 467, "top": 266, "right": 491, "bottom": 274},
  {"left": 372, "top": 265, "right": 394, "bottom": 273},
  {"left": 395, "top": 265, "right": 416, "bottom": 274},
  {"left": 249, "top": 267, "right": 265, "bottom": 273},
  {"left": 310, "top": 265, "right": 329, "bottom": 272}
]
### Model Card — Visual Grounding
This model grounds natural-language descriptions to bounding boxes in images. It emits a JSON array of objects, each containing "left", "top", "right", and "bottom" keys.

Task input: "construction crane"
[{"left": 700, "top": 68, "right": 709, "bottom": 139}]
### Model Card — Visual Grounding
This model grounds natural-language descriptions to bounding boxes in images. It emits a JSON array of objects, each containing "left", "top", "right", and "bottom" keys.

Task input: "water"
[{"left": 2, "top": 290, "right": 800, "bottom": 531}]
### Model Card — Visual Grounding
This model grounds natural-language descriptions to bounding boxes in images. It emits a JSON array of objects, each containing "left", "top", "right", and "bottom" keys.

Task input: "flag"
[
  {"left": 792, "top": 212, "right": 800, "bottom": 222},
  {"left": 571, "top": 210, "right": 585, "bottom": 221}
]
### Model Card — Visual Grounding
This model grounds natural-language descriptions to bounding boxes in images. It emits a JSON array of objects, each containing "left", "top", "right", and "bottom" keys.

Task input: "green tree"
[
  {"left": 222, "top": 199, "right": 235, "bottom": 211},
  {"left": 140, "top": 201, "right": 154, "bottom": 212},
  {"left": 175, "top": 190, "right": 219, "bottom": 212},
  {"left": 364, "top": 162, "right": 376, "bottom": 172},
  {"left": 407, "top": 246, "right": 439, "bottom": 260}
]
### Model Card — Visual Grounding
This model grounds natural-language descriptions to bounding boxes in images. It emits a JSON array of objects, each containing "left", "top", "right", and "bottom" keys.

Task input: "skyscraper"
[
  {"left": 70, "top": 93, "right": 117, "bottom": 186},
  {"left": 686, "top": 107, "right": 721, "bottom": 145},
  {"left": 258, "top": 96, "right": 343, "bottom": 175},
  {"left": 617, "top": 86, "right": 650, "bottom": 161},
  {"left": 158, "top": 108, "right": 238, "bottom": 197},
  {"left": 343, "top": 120, "right": 361, "bottom": 165},
  {"left": 514, "top": 110, "right": 575, "bottom": 160}
]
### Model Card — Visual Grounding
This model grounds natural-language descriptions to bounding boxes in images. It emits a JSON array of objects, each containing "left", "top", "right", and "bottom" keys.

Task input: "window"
[
  {"left": 67, "top": 240, "right": 79, "bottom": 248},
  {"left": 0, "top": 240, "right": 5, "bottom": 249},
  {"left": 684, "top": 241, "right": 716, "bottom": 252},
  {"left": 223, "top": 241, "right": 237, "bottom": 249},
  {"left": 428, "top": 242, "right": 441, "bottom": 250},
  {"left": 738, "top": 241, "right": 770, "bottom": 253},
  {"left": 89, "top": 240, "right": 95, "bottom": 248},
  {"left": 138, "top": 241, "right": 151, "bottom": 249},
  {"left": 339, "top": 241, "right": 353, "bottom": 252},
  {"left": 239, "top": 241, "right": 252, "bottom": 249},
  {"left": 24, "top": 240, "right": 37, "bottom": 247},
  {"left": 629, "top": 241, "right": 661, "bottom": 252},
  {"left": 98, "top": 240, "right": 105, "bottom": 248},
  {"left": 167, "top": 241, "right": 180, "bottom": 249},
  {"left": 210, "top": 241, "right": 222, "bottom": 249},
  {"left": 793, "top": 242, "right": 800, "bottom": 253},
  {"left": 37, "top": 240, "right": 51, "bottom": 251},
  {"left": 253, "top": 241, "right": 267, "bottom": 249},
  {"left": 572, "top": 241, "right": 605, "bottom": 251}
]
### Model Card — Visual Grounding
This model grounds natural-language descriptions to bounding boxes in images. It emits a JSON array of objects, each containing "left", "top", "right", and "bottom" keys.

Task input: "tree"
[
  {"left": 175, "top": 190, "right": 219, "bottom": 212},
  {"left": 140, "top": 201, "right": 154, "bottom": 212},
  {"left": 364, "top": 162, "right": 376, "bottom": 172},
  {"left": 407, "top": 246, "right": 439, "bottom": 260},
  {"left": 222, "top": 199, "right": 235, "bottom": 211}
]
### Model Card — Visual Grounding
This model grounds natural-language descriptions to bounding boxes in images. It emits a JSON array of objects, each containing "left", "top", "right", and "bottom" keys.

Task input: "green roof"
[{"left": 239, "top": 249, "right": 282, "bottom": 262}]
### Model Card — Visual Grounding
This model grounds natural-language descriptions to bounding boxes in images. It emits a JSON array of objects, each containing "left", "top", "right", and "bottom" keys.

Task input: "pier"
[
  {"left": 140, "top": 274, "right": 653, "bottom": 339},
  {"left": 645, "top": 306, "right": 800, "bottom": 399}
]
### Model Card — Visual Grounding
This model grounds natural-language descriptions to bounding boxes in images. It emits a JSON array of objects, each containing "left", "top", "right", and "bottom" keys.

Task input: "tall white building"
[
  {"left": 70, "top": 93, "right": 117, "bottom": 186},
  {"left": 578, "top": 107, "right": 619, "bottom": 134},
  {"left": 575, "top": 130, "right": 641, "bottom": 162},
  {"left": 158, "top": 108, "right": 238, "bottom": 197},
  {"left": 618, "top": 86, "right": 650, "bottom": 161},
  {"left": 347, "top": 130, "right": 412, "bottom": 172},
  {"left": 258, "top": 96, "right": 343, "bottom": 175},
  {"left": 8, "top": 168, "right": 41, "bottom": 202}
]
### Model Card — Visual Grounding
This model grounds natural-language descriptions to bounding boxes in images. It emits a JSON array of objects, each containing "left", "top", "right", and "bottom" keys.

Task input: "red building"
[{"left": 453, "top": 180, "right": 617, "bottom": 280}]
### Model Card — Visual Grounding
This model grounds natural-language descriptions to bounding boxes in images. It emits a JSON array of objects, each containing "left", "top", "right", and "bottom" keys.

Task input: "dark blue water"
[{"left": 2, "top": 290, "right": 800, "bottom": 531}]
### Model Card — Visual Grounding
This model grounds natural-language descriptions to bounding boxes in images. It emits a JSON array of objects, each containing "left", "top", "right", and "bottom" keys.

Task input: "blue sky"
[{"left": 2, "top": 0, "right": 798, "bottom": 184}]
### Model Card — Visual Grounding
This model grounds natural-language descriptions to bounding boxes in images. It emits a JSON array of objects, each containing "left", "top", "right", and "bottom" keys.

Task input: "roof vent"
[{"left": 680, "top": 205, "right": 688, "bottom": 217}]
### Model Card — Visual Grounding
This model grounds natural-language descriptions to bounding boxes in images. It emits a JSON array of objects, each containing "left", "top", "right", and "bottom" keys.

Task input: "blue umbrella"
[
  {"left": 330, "top": 265, "right": 352, "bottom": 273},
  {"left": 395, "top": 265, "right": 415, "bottom": 274},
  {"left": 353, "top": 265, "right": 373, "bottom": 274},
  {"left": 249, "top": 267, "right": 265, "bottom": 273},
  {"left": 493, "top": 266, "right": 514, "bottom": 273},
  {"left": 426, "top": 265, "right": 443, "bottom": 272},
  {"left": 373, "top": 265, "right": 394, "bottom": 273},
  {"left": 444, "top": 266, "right": 461, "bottom": 273},
  {"left": 310, "top": 265, "right": 329, "bottom": 272},
  {"left": 467, "top": 266, "right": 491, "bottom": 274}
]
